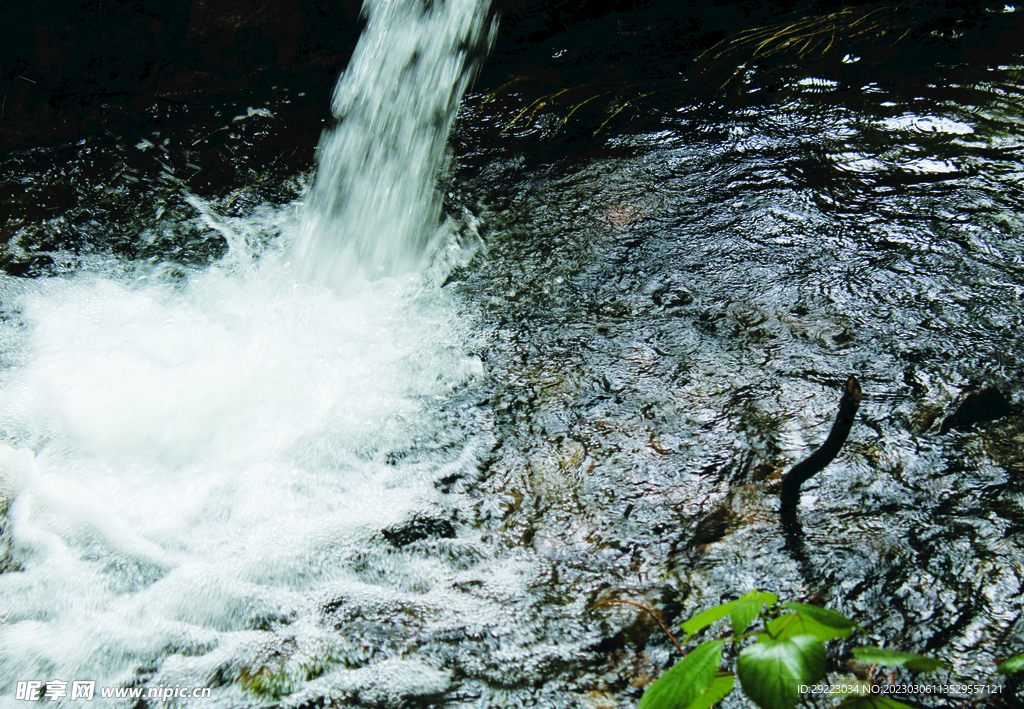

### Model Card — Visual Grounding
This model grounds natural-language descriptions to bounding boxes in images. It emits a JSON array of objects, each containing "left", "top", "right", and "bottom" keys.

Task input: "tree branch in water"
[{"left": 779, "top": 375, "right": 861, "bottom": 527}]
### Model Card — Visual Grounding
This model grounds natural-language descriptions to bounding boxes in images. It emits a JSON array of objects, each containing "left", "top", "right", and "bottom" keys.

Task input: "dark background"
[{"left": 0, "top": 0, "right": 1009, "bottom": 153}]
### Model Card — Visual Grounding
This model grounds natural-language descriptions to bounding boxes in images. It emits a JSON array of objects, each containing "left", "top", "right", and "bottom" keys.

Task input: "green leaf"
[
  {"left": 732, "top": 591, "right": 779, "bottom": 637},
  {"left": 681, "top": 602, "right": 738, "bottom": 639},
  {"left": 682, "top": 591, "right": 778, "bottom": 639},
  {"left": 851, "top": 647, "right": 949, "bottom": 673},
  {"left": 737, "top": 635, "right": 827, "bottom": 709},
  {"left": 997, "top": 652, "right": 1024, "bottom": 675},
  {"left": 780, "top": 602, "right": 863, "bottom": 633},
  {"left": 640, "top": 640, "right": 724, "bottom": 709},
  {"left": 760, "top": 613, "right": 851, "bottom": 642},
  {"left": 689, "top": 674, "right": 735, "bottom": 709},
  {"left": 731, "top": 600, "right": 762, "bottom": 639}
]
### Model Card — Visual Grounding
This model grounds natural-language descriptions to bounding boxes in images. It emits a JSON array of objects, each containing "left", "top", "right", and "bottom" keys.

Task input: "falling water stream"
[{"left": 294, "top": 0, "right": 494, "bottom": 286}]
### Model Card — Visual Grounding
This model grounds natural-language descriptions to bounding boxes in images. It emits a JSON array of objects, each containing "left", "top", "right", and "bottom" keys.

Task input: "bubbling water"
[
  {"left": 0, "top": 0, "right": 497, "bottom": 704},
  {"left": 0, "top": 236, "right": 488, "bottom": 699}
]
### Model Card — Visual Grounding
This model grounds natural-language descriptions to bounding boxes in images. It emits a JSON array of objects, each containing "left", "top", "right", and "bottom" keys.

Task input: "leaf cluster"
[{"left": 638, "top": 590, "right": 1023, "bottom": 709}]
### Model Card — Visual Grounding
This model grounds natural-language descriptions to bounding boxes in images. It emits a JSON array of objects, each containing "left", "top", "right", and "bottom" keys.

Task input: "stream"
[{"left": 2, "top": 1, "right": 1024, "bottom": 708}]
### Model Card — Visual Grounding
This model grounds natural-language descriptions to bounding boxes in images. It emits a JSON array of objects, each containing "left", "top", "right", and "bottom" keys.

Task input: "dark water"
[
  {"left": 448, "top": 59, "right": 1024, "bottom": 705},
  {"left": 2, "top": 29, "right": 1024, "bottom": 709}
]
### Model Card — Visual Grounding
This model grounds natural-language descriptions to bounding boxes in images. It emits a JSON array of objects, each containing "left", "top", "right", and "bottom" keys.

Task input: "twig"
[
  {"left": 592, "top": 84, "right": 674, "bottom": 136},
  {"left": 592, "top": 599, "right": 685, "bottom": 655},
  {"left": 501, "top": 88, "right": 571, "bottom": 134},
  {"left": 554, "top": 92, "right": 608, "bottom": 135},
  {"left": 779, "top": 375, "right": 862, "bottom": 526}
]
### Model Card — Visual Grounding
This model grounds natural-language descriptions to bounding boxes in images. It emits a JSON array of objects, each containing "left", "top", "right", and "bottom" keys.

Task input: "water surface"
[{"left": 1, "top": 13, "right": 1024, "bottom": 709}]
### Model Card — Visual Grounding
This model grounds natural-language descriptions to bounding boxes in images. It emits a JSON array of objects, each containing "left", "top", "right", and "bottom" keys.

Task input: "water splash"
[
  {"left": 0, "top": 1, "right": 503, "bottom": 703},
  {"left": 293, "top": 0, "right": 494, "bottom": 288},
  {"left": 0, "top": 249, "right": 492, "bottom": 704}
]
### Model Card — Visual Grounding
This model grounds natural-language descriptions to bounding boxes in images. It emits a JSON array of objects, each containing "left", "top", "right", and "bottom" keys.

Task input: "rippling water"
[
  {"left": 451, "top": 58, "right": 1024, "bottom": 704},
  {"left": 2, "top": 13, "right": 1024, "bottom": 709}
]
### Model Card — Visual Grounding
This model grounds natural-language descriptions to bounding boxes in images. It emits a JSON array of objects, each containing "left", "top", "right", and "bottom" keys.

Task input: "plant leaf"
[
  {"left": 731, "top": 591, "right": 779, "bottom": 637},
  {"left": 997, "top": 652, "right": 1024, "bottom": 675},
  {"left": 760, "top": 613, "right": 850, "bottom": 642},
  {"left": 731, "top": 599, "right": 762, "bottom": 639},
  {"left": 751, "top": 591, "right": 780, "bottom": 608},
  {"left": 689, "top": 674, "right": 736, "bottom": 709},
  {"left": 681, "top": 602, "right": 738, "bottom": 639},
  {"left": 851, "top": 647, "right": 949, "bottom": 673},
  {"left": 737, "top": 635, "right": 826, "bottom": 709},
  {"left": 640, "top": 640, "right": 724, "bottom": 709},
  {"left": 781, "top": 602, "right": 863, "bottom": 633},
  {"left": 683, "top": 591, "right": 778, "bottom": 639}
]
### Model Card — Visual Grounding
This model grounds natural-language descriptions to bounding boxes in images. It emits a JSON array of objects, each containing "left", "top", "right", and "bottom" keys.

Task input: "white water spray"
[{"left": 0, "top": 1, "right": 499, "bottom": 705}]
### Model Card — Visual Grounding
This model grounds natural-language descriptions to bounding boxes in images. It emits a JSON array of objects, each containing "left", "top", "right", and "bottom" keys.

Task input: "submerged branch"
[{"left": 779, "top": 376, "right": 862, "bottom": 527}]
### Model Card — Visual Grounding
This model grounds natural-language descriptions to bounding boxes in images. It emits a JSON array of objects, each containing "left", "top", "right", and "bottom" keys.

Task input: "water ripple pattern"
[
  {"left": 454, "top": 59, "right": 1024, "bottom": 703},
  {"left": 3, "top": 19, "right": 1024, "bottom": 709}
]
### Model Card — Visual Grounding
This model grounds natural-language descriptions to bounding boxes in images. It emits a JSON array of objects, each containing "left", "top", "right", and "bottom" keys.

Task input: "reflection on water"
[
  {"left": 454, "top": 59, "right": 1024, "bottom": 703},
  {"left": 1, "top": 36, "right": 1024, "bottom": 709}
]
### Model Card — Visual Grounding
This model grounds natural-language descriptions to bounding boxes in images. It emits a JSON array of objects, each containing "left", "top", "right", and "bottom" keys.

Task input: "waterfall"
[
  {"left": 293, "top": 0, "right": 494, "bottom": 287},
  {"left": 0, "top": 1, "right": 501, "bottom": 705}
]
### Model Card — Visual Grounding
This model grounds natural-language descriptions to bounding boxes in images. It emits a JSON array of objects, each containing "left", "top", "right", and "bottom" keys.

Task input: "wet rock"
[
  {"left": 0, "top": 498, "right": 16, "bottom": 574},
  {"left": 689, "top": 505, "right": 736, "bottom": 548},
  {"left": 939, "top": 386, "right": 1013, "bottom": 434},
  {"left": 0, "top": 251, "right": 54, "bottom": 278},
  {"left": 0, "top": 446, "right": 31, "bottom": 574},
  {"left": 381, "top": 515, "right": 456, "bottom": 548}
]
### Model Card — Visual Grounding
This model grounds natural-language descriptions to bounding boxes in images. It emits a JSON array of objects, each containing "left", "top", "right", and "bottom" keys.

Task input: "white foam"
[{"left": 0, "top": 246, "right": 483, "bottom": 694}]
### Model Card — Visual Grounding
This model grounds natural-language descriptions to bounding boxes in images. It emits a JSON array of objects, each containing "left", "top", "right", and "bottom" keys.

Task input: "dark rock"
[
  {"left": 381, "top": 515, "right": 456, "bottom": 548},
  {"left": 1, "top": 0, "right": 1009, "bottom": 152},
  {"left": 939, "top": 386, "right": 1013, "bottom": 434},
  {"left": 0, "top": 0, "right": 362, "bottom": 152},
  {"left": 0, "top": 487, "right": 21, "bottom": 574}
]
